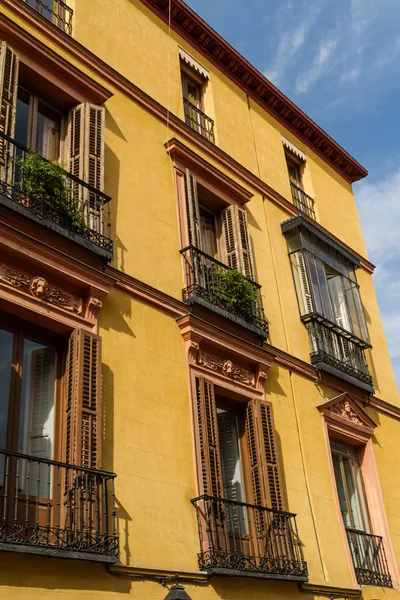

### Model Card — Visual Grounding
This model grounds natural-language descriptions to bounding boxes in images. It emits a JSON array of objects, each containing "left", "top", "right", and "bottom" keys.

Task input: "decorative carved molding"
[
  {"left": 198, "top": 352, "right": 254, "bottom": 386},
  {"left": 330, "top": 399, "right": 364, "bottom": 426},
  {"left": 85, "top": 296, "right": 103, "bottom": 321},
  {"left": 0, "top": 264, "right": 80, "bottom": 312}
]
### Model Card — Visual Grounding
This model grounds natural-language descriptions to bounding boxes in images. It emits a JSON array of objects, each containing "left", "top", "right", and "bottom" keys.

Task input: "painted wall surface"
[{"left": 0, "top": 1, "right": 400, "bottom": 599}]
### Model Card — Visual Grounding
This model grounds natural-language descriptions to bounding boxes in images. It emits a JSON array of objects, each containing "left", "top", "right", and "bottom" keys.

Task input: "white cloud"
[
  {"left": 295, "top": 36, "right": 338, "bottom": 93},
  {"left": 264, "top": 2, "right": 323, "bottom": 86},
  {"left": 355, "top": 168, "right": 400, "bottom": 363},
  {"left": 340, "top": 67, "right": 361, "bottom": 83}
]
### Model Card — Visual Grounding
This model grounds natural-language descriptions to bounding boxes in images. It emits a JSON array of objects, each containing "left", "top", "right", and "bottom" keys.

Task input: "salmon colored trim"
[
  {"left": 166, "top": 138, "right": 253, "bottom": 205},
  {"left": 0, "top": 217, "right": 114, "bottom": 333},
  {"left": 0, "top": 12, "right": 375, "bottom": 273},
  {"left": 0, "top": 11, "right": 112, "bottom": 104},
  {"left": 369, "top": 395, "right": 400, "bottom": 421},
  {"left": 320, "top": 394, "right": 400, "bottom": 590},
  {"left": 322, "top": 419, "right": 358, "bottom": 588}
]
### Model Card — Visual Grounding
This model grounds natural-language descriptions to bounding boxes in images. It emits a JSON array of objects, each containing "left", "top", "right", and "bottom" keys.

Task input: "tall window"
[
  {"left": 286, "top": 227, "right": 369, "bottom": 341},
  {"left": 15, "top": 87, "right": 61, "bottom": 162},
  {"left": 331, "top": 441, "right": 370, "bottom": 531},
  {"left": 0, "top": 322, "right": 59, "bottom": 464}
]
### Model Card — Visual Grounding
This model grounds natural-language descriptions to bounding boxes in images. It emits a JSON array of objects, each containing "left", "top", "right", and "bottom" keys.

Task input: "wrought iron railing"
[
  {"left": 0, "top": 449, "right": 118, "bottom": 562},
  {"left": 302, "top": 313, "right": 373, "bottom": 390},
  {"left": 290, "top": 183, "right": 316, "bottom": 220},
  {"left": 23, "top": 0, "right": 73, "bottom": 34},
  {"left": 0, "top": 132, "right": 112, "bottom": 259},
  {"left": 180, "top": 245, "right": 268, "bottom": 338},
  {"left": 191, "top": 495, "right": 307, "bottom": 580},
  {"left": 183, "top": 99, "right": 215, "bottom": 143},
  {"left": 346, "top": 528, "right": 392, "bottom": 587}
]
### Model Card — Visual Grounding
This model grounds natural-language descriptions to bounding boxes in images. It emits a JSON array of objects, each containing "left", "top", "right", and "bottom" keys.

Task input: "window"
[
  {"left": 282, "top": 217, "right": 372, "bottom": 390},
  {"left": 320, "top": 395, "right": 395, "bottom": 587},
  {"left": 331, "top": 441, "right": 370, "bottom": 531},
  {"left": 15, "top": 87, "right": 61, "bottom": 162},
  {"left": 24, "top": 0, "right": 73, "bottom": 35},
  {"left": 180, "top": 52, "right": 215, "bottom": 143},
  {"left": 285, "top": 154, "right": 316, "bottom": 220},
  {"left": 191, "top": 375, "right": 307, "bottom": 578}
]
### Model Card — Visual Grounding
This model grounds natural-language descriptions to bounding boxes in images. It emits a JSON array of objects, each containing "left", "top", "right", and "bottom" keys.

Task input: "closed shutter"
[
  {"left": 237, "top": 207, "right": 255, "bottom": 281},
  {"left": 0, "top": 42, "right": 19, "bottom": 165},
  {"left": 66, "top": 104, "right": 105, "bottom": 231},
  {"left": 294, "top": 251, "right": 314, "bottom": 314},
  {"left": 194, "top": 376, "right": 223, "bottom": 497},
  {"left": 245, "top": 399, "right": 283, "bottom": 511},
  {"left": 64, "top": 329, "right": 102, "bottom": 469},
  {"left": 327, "top": 275, "right": 352, "bottom": 362},
  {"left": 27, "top": 348, "right": 56, "bottom": 497},
  {"left": 221, "top": 205, "right": 255, "bottom": 279},
  {"left": 184, "top": 169, "right": 202, "bottom": 249}
]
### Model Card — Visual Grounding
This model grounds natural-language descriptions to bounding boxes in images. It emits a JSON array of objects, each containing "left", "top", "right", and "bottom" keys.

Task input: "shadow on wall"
[
  {"left": 0, "top": 552, "right": 131, "bottom": 593},
  {"left": 101, "top": 289, "right": 136, "bottom": 337}
]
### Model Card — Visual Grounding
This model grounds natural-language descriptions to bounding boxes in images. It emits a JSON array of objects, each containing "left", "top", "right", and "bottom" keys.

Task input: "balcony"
[
  {"left": 0, "top": 132, "right": 113, "bottom": 261},
  {"left": 0, "top": 449, "right": 118, "bottom": 562},
  {"left": 191, "top": 495, "right": 308, "bottom": 581},
  {"left": 180, "top": 246, "right": 268, "bottom": 339},
  {"left": 183, "top": 99, "right": 215, "bottom": 143},
  {"left": 24, "top": 0, "right": 73, "bottom": 35},
  {"left": 346, "top": 528, "right": 392, "bottom": 587},
  {"left": 302, "top": 313, "right": 373, "bottom": 393},
  {"left": 290, "top": 183, "right": 316, "bottom": 220}
]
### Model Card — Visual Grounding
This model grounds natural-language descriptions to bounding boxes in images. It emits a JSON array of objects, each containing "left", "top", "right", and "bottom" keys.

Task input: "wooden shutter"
[
  {"left": 295, "top": 251, "right": 314, "bottom": 314},
  {"left": 184, "top": 169, "right": 202, "bottom": 249},
  {"left": 0, "top": 42, "right": 19, "bottom": 164},
  {"left": 65, "top": 329, "right": 102, "bottom": 469},
  {"left": 195, "top": 376, "right": 223, "bottom": 497},
  {"left": 66, "top": 103, "right": 105, "bottom": 189},
  {"left": 221, "top": 205, "right": 255, "bottom": 279},
  {"left": 245, "top": 399, "right": 283, "bottom": 511}
]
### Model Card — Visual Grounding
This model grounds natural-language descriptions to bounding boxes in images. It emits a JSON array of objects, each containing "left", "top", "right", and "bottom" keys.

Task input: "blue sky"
[{"left": 186, "top": 0, "right": 400, "bottom": 392}]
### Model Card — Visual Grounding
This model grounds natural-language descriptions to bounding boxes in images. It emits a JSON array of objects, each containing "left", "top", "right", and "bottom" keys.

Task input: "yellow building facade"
[{"left": 0, "top": 1, "right": 399, "bottom": 599}]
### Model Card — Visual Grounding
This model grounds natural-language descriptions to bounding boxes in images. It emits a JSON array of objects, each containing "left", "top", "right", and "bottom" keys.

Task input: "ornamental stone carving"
[
  {"left": 330, "top": 400, "right": 364, "bottom": 426},
  {"left": 198, "top": 352, "right": 254, "bottom": 386},
  {"left": 0, "top": 264, "right": 79, "bottom": 313}
]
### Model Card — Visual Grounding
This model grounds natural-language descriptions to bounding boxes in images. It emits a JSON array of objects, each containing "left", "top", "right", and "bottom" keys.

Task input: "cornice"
[
  {"left": 138, "top": 0, "right": 368, "bottom": 184},
  {"left": 369, "top": 396, "right": 400, "bottom": 422},
  {"left": 0, "top": 8, "right": 374, "bottom": 274},
  {"left": 300, "top": 582, "right": 361, "bottom": 597},
  {"left": 0, "top": 8, "right": 112, "bottom": 104}
]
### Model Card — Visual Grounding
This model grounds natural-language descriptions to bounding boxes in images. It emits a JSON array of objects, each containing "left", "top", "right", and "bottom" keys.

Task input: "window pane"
[
  {"left": 0, "top": 329, "right": 13, "bottom": 450},
  {"left": 217, "top": 406, "right": 247, "bottom": 534},
  {"left": 326, "top": 267, "right": 351, "bottom": 331},
  {"left": 19, "top": 339, "right": 56, "bottom": 498},
  {"left": 15, "top": 88, "right": 31, "bottom": 147},
  {"left": 343, "top": 457, "right": 366, "bottom": 531},
  {"left": 332, "top": 453, "right": 351, "bottom": 527},
  {"left": 35, "top": 101, "right": 60, "bottom": 161}
]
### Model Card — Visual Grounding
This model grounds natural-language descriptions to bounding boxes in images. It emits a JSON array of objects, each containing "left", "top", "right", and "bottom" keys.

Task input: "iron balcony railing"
[
  {"left": 24, "top": 0, "right": 73, "bottom": 35},
  {"left": 191, "top": 495, "right": 308, "bottom": 580},
  {"left": 180, "top": 245, "right": 268, "bottom": 338},
  {"left": 346, "top": 528, "right": 392, "bottom": 587},
  {"left": 290, "top": 182, "right": 316, "bottom": 220},
  {"left": 183, "top": 98, "right": 215, "bottom": 143},
  {"left": 302, "top": 313, "right": 373, "bottom": 391},
  {"left": 0, "top": 131, "right": 112, "bottom": 259},
  {"left": 0, "top": 449, "right": 118, "bottom": 562}
]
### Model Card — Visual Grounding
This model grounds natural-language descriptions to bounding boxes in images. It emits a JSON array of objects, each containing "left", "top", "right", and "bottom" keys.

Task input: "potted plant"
[
  {"left": 14, "top": 152, "right": 86, "bottom": 233},
  {"left": 206, "top": 266, "right": 258, "bottom": 322}
]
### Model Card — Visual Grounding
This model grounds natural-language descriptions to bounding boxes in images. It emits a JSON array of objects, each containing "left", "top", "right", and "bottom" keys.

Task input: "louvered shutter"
[
  {"left": 184, "top": 169, "right": 202, "bottom": 249},
  {"left": 195, "top": 376, "right": 223, "bottom": 497},
  {"left": 221, "top": 205, "right": 239, "bottom": 270},
  {"left": 66, "top": 104, "right": 105, "bottom": 231},
  {"left": 65, "top": 329, "right": 102, "bottom": 469},
  {"left": 327, "top": 276, "right": 352, "bottom": 363},
  {"left": 245, "top": 399, "right": 283, "bottom": 511},
  {"left": 295, "top": 252, "right": 314, "bottom": 315},
  {"left": 221, "top": 205, "right": 255, "bottom": 279},
  {"left": 0, "top": 42, "right": 19, "bottom": 166},
  {"left": 27, "top": 348, "right": 56, "bottom": 497},
  {"left": 237, "top": 207, "right": 255, "bottom": 280}
]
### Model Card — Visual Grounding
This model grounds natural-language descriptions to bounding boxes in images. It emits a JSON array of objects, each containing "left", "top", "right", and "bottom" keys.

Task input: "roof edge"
[{"left": 140, "top": 0, "right": 368, "bottom": 183}]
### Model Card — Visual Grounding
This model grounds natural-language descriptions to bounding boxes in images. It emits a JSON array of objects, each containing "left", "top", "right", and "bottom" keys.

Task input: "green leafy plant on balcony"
[
  {"left": 206, "top": 266, "right": 258, "bottom": 321},
  {"left": 15, "top": 152, "right": 86, "bottom": 233}
]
